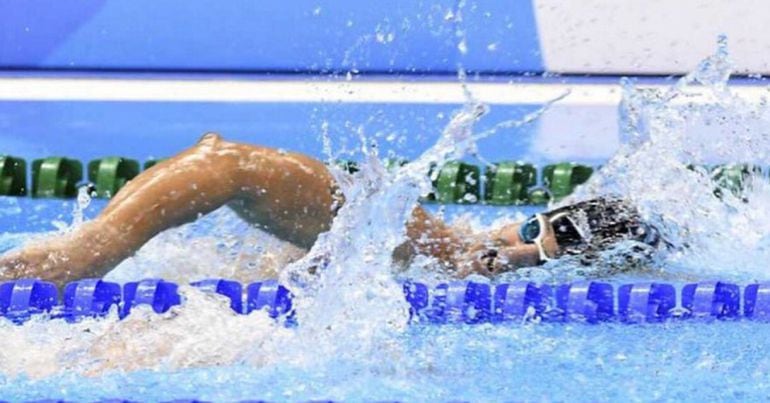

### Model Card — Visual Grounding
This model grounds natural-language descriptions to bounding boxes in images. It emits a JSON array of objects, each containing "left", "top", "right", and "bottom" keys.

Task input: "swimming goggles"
[
  {"left": 518, "top": 214, "right": 553, "bottom": 263},
  {"left": 519, "top": 212, "right": 590, "bottom": 262}
]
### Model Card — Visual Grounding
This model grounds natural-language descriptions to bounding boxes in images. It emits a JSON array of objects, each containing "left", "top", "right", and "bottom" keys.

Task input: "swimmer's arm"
[
  {"left": 0, "top": 134, "right": 339, "bottom": 285},
  {"left": 396, "top": 206, "right": 466, "bottom": 268},
  {"left": 397, "top": 209, "right": 553, "bottom": 276}
]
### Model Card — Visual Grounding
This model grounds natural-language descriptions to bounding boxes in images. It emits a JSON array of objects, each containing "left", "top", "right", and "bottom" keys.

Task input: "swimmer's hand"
[
  {"left": 0, "top": 224, "right": 114, "bottom": 287},
  {"left": 452, "top": 224, "right": 560, "bottom": 278},
  {"left": 454, "top": 242, "right": 530, "bottom": 277},
  {"left": 453, "top": 241, "right": 496, "bottom": 277},
  {"left": 0, "top": 242, "right": 91, "bottom": 286}
]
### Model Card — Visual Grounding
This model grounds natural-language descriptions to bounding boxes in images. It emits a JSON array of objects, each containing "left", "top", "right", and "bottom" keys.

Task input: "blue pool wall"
[
  {"left": 0, "top": 1, "right": 549, "bottom": 162},
  {"left": 2, "top": 1, "right": 765, "bottom": 165},
  {"left": 0, "top": 101, "right": 549, "bottom": 164},
  {"left": 0, "top": 0, "right": 542, "bottom": 74}
]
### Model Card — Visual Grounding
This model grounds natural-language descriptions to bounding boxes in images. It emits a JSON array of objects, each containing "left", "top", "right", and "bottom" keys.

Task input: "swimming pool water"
[
  {"left": 2, "top": 319, "right": 769, "bottom": 401},
  {"left": 0, "top": 198, "right": 767, "bottom": 402}
]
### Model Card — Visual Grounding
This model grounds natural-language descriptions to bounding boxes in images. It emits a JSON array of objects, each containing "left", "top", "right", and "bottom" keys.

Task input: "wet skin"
[{"left": 0, "top": 134, "right": 559, "bottom": 286}]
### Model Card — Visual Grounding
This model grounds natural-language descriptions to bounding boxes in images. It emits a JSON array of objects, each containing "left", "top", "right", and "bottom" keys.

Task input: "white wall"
[{"left": 535, "top": 0, "right": 770, "bottom": 74}]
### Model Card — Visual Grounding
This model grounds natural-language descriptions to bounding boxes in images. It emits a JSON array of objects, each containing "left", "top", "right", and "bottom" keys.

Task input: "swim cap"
[{"left": 544, "top": 197, "right": 659, "bottom": 258}]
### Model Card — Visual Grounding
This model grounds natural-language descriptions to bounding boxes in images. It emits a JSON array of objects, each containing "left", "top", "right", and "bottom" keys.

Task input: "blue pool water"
[
  {"left": 3, "top": 287, "right": 770, "bottom": 401},
  {"left": 1, "top": 198, "right": 770, "bottom": 401}
]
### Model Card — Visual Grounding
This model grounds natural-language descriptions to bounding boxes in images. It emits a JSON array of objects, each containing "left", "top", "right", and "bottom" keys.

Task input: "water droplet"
[{"left": 457, "top": 38, "right": 468, "bottom": 55}]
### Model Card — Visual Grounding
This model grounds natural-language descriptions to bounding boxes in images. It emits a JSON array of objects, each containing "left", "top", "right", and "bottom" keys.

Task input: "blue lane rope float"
[
  {"left": 246, "top": 280, "right": 293, "bottom": 319},
  {"left": 617, "top": 283, "right": 676, "bottom": 323},
  {"left": 3, "top": 278, "right": 770, "bottom": 325},
  {"left": 0, "top": 279, "right": 58, "bottom": 324},
  {"left": 744, "top": 283, "right": 770, "bottom": 320},
  {"left": 121, "top": 279, "right": 181, "bottom": 318},
  {"left": 681, "top": 281, "right": 741, "bottom": 319},
  {"left": 63, "top": 279, "right": 121, "bottom": 323},
  {"left": 190, "top": 278, "right": 242, "bottom": 313}
]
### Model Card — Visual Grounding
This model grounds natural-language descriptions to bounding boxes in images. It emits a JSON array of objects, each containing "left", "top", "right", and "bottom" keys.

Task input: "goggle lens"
[{"left": 519, "top": 215, "right": 542, "bottom": 243}]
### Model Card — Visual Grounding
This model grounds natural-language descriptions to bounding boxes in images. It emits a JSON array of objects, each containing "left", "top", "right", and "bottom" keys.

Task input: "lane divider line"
[{"left": 5, "top": 77, "right": 767, "bottom": 105}]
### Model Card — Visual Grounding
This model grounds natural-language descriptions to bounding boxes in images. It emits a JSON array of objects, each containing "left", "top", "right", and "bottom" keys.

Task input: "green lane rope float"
[
  {"left": 484, "top": 162, "right": 537, "bottom": 205},
  {"left": 0, "top": 155, "right": 27, "bottom": 196},
  {"left": 711, "top": 164, "right": 762, "bottom": 199},
  {"left": 31, "top": 157, "right": 83, "bottom": 198},
  {"left": 335, "top": 159, "right": 359, "bottom": 174},
  {"left": 526, "top": 188, "right": 550, "bottom": 205},
  {"left": 87, "top": 157, "right": 140, "bottom": 198},
  {"left": 143, "top": 159, "right": 167, "bottom": 170},
  {"left": 434, "top": 161, "right": 480, "bottom": 204},
  {"left": 10, "top": 155, "right": 770, "bottom": 204},
  {"left": 0, "top": 155, "right": 601, "bottom": 203},
  {"left": 384, "top": 158, "right": 408, "bottom": 171},
  {"left": 0, "top": 155, "right": 620, "bottom": 204},
  {"left": 542, "top": 163, "right": 594, "bottom": 201}
]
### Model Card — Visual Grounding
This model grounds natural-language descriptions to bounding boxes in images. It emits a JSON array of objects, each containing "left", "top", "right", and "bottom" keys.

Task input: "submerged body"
[{"left": 0, "top": 134, "right": 654, "bottom": 285}]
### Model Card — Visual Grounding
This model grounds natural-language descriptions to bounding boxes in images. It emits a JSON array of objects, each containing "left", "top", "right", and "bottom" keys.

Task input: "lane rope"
[{"left": 1, "top": 278, "right": 766, "bottom": 325}]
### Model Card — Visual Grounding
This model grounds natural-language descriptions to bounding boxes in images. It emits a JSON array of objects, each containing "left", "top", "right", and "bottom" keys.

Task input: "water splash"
[
  {"left": 271, "top": 95, "right": 556, "bottom": 366},
  {"left": 573, "top": 37, "right": 770, "bottom": 281},
  {"left": 0, "top": 88, "right": 554, "bottom": 378},
  {"left": 3, "top": 39, "right": 770, "bottom": 383}
]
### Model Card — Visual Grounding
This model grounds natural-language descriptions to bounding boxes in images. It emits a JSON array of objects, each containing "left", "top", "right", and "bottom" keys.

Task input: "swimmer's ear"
[{"left": 197, "top": 132, "right": 222, "bottom": 145}]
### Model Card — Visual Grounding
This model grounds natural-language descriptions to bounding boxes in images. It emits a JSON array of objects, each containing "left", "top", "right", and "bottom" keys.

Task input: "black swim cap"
[{"left": 544, "top": 197, "right": 659, "bottom": 257}]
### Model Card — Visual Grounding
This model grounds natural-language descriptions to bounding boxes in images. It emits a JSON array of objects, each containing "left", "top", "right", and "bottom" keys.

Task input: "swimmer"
[{"left": 0, "top": 133, "right": 659, "bottom": 285}]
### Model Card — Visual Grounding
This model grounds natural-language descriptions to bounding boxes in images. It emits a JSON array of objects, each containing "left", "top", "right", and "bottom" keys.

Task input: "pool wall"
[
  {"left": 3, "top": 1, "right": 770, "bottom": 166},
  {"left": 3, "top": 1, "right": 770, "bottom": 74}
]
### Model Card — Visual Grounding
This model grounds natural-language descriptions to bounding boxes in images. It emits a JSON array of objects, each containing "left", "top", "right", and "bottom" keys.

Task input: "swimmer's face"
[
  {"left": 496, "top": 221, "right": 560, "bottom": 258},
  {"left": 456, "top": 221, "right": 560, "bottom": 276}
]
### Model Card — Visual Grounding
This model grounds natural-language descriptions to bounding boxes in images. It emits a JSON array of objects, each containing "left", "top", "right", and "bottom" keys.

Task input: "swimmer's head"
[
  {"left": 455, "top": 197, "right": 660, "bottom": 277},
  {"left": 516, "top": 197, "right": 660, "bottom": 263}
]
